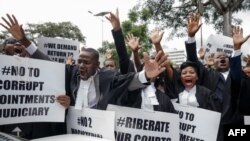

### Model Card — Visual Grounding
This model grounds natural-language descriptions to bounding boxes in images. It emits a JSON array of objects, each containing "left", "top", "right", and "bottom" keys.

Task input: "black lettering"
[
  {"left": 126, "top": 117, "right": 132, "bottom": 128},
  {"left": 137, "top": 118, "right": 143, "bottom": 129},
  {"left": 11, "top": 66, "right": 25, "bottom": 76},
  {"left": 0, "top": 95, "right": 7, "bottom": 104},
  {"left": 3, "top": 80, "right": 10, "bottom": 90},
  {"left": 148, "top": 120, "right": 155, "bottom": 131}
]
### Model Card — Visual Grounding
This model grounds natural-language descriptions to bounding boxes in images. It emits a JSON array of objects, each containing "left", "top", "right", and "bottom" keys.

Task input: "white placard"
[
  {"left": 173, "top": 103, "right": 221, "bottom": 141},
  {"left": 107, "top": 104, "right": 179, "bottom": 141},
  {"left": 37, "top": 37, "right": 80, "bottom": 63},
  {"left": 31, "top": 134, "right": 113, "bottom": 141},
  {"left": 204, "top": 34, "right": 233, "bottom": 57},
  {"left": 204, "top": 34, "right": 250, "bottom": 66},
  {"left": 0, "top": 55, "right": 65, "bottom": 125},
  {"left": 67, "top": 107, "right": 115, "bottom": 141}
]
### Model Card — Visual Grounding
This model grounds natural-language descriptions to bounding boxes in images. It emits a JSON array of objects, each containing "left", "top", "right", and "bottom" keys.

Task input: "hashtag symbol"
[
  {"left": 77, "top": 117, "right": 81, "bottom": 126},
  {"left": 2, "top": 66, "right": 11, "bottom": 75},
  {"left": 117, "top": 117, "right": 125, "bottom": 127}
]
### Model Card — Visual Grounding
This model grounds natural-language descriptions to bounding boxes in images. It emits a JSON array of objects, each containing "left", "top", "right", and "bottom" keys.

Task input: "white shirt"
[
  {"left": 221, "top": 71, "right": 229, "bottom": 80},
  {"left": 75, "top": 73, "right": 97, "bottom": 109},
  {"left": 179, "top": 85, "right": 199, "bottom": 107},
  {"left": 26, "top": 44, "right": 151, "bottom": 109},
  {"left": 141, "top": 83, "right": 159, "bottom": 111}
]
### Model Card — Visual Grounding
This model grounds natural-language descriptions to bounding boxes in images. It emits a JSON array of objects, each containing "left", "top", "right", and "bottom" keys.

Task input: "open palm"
[{"left": 1, "top": 14, "right": 25, "bottom": 40}]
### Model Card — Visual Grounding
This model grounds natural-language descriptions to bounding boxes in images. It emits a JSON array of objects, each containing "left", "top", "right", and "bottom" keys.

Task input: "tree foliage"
[
  {"left": 133, "top": 0, "right": 250, "bottom": 37},
  {"left": 0, "top": 21, "right": 85, "bottom": 53},
  {"left": 25, "top": 22, "right": 85, "bottom": 45}
]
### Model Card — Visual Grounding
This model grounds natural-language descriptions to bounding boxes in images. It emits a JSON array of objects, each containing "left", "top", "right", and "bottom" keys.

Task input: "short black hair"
[
  {"left": 3, "top": 37, "right": 17, "bottom": 48},
  {"left": 81, "top": 48, "right": 99, "bottom": 60},
  {"left": 180, "top": 61, "right": 199, "bottom": 75}
]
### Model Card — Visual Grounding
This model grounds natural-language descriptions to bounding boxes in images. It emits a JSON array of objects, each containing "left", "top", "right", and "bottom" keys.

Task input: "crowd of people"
[{"left": 0, "top": 9, "right": 250, "bottom": 141}]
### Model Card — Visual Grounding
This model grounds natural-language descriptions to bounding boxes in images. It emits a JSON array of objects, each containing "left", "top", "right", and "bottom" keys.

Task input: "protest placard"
[
  {"left": 67, "top": 107, "right": 115, "bottom": 141},
  {"left": 204, "top": 34, "right": 250, "bottom": 66},
  {"left": 173, "top": 103, "right": 221, "bottom": 141},
  {"left": 204, "top": 34, "right": 233, "bottom": 58},
  {"left": 107, "top": 104, "right": 179, "bottom": 141},
  {"left": 37, "top": 37, "right": 80, "bottom": 63},
  {"left": 0, "top": 55, "right": 65, "bottom": 125}
]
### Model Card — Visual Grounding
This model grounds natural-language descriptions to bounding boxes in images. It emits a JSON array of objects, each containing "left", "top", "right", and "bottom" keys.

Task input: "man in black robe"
[
  {"left": 0, "top": 13, "right": 169, "bottom": 139},
  {"left": 184, "top": 13, "right": 250, "bottom": 141},
  {"left": 106, "top": 10, "right": 176, "bottom": 113}
]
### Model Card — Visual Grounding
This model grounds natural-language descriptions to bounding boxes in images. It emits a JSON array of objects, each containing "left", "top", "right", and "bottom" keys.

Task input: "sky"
[
  {"left": 0, "top": 0, "right": 249, "bottom": 54},
  {"left": 0, "top": 0, "right": 137, "bottom": 49}
]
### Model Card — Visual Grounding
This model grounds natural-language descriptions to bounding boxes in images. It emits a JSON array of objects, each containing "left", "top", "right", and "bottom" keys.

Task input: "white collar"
[
  {"left": 185, "top": 85, "right": 196, "bottom": 94},
  {"left": 220, "top": 70, "right": 229, "bottom": 80}
]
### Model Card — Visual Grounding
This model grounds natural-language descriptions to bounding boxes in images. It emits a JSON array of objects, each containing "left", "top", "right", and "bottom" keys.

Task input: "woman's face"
[{"left": 181, "top": 66, "right": 198, "bottom": 89}]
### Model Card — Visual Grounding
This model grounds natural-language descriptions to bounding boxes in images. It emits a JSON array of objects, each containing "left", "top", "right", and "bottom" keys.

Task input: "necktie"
[{"left": 215, "top": 74, "right": 225, "bottom": 101}]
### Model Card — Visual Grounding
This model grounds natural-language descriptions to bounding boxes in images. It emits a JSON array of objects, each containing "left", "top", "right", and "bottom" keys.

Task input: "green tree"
[
  {"left": 133, "top": 0, "right": 250, "bottom": 37},
  {"left": 25, "top": 21, "right": 85, "bottom": 45},
  {"left": 97, "top": 41, "right": 120, "bottom": 67},
  {"left": 0, "top": 21, "right": 85, "bottom": 47}
]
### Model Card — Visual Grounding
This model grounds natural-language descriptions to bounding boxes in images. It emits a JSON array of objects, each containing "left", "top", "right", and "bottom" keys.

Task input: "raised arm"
[
  {"left": 0, "top": 14, "right": 50, "bottom": 60},
  {"left": 1, "top": 14, "right": 31, "bottom": 47},
  {"left": 150, "top": 28, "right": 164, "bottom": 53},
  {"left": 185, "top": 13, "right": 202, "bottom": 62},
  {"left": 150, "top": 28, "right": 173, "bottom": 79},
  {"left": 126, "top": 33, "right": 142, "bottom": 71},
  {"left": 230, "top": 26, "right": 250, "bottom": 80},
  {"left": 106, "top": 9, "right": 131, "bottom": 74}
]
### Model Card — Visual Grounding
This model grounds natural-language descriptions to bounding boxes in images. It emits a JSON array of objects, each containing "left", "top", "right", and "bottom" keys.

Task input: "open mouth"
[
  {"left": 220, "top": 60, "right": 226, "bottom": 64},
  {"left": 184, "top": 79, "right": 193, "bottom": 85},
  {"left": 14, "top": 47, "right": 23, "bottom": 54}
]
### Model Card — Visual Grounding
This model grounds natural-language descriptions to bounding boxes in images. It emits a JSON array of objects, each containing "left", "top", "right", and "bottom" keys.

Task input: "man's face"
[
  {"left": 214, "top": 52, "right": 229, "bottom": 72},
  {"left": 104, "top": 60, "right": 116, "bottom": 71},
  {"left": 4, "top": 42, "right": 27, "bottom": 57},
  {"left": 77, "top": 51, "right": 99, "bottom": 80}
]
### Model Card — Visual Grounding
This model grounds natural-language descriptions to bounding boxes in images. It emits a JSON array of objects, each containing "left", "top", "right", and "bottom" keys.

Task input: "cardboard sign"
[
  {"left": 37, "top": 37, "right": 80, "bottom": 63},
  {"left": 173, "top": 103, "right": 221, "bottom": 141},
  {"left": 107, "top": 104, "right": 179, "bottom": 141},
  {"left": 67, "top": 107, "right": 115, "bottom": 141},
  {"left": 0, "top": 55, "right": 65, "bottom": 125},
  {"left": 204, "top": 34, "right": 233, "bottom": 57}
]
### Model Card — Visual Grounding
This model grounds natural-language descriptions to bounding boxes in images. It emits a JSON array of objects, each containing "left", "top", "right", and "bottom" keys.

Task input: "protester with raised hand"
[
  {"left": 0, "top": 14, "right": 51, "bottom": 60},
  {"left": 106, "top": 8, "right": 135, "bottom": 74},
  {"left": 126, "top": 33, "right": 142, "bottom": 71},
  {"left": 0, "top": 13, "right": 70, "bottom": 139},
  {"left": 184, "top": 12, "right": 250, "bottom": 141},
  {"left": 106, "top": 9, "right": 176, "bottom": 113},
  {"left": 1, "top": 14, "right": 71, "bottom": 108},
  {"left": 2, "top": 37, "right": 29, "bottom": 57},
  {"left": 149, "top": 28, "right": 173, "bottom": 80},
  {"left": 2, "top": 12, "right": 175, "bottom": 113},
  {"left": 231, "top": 28, "right": 250, "bottom": 115}
]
